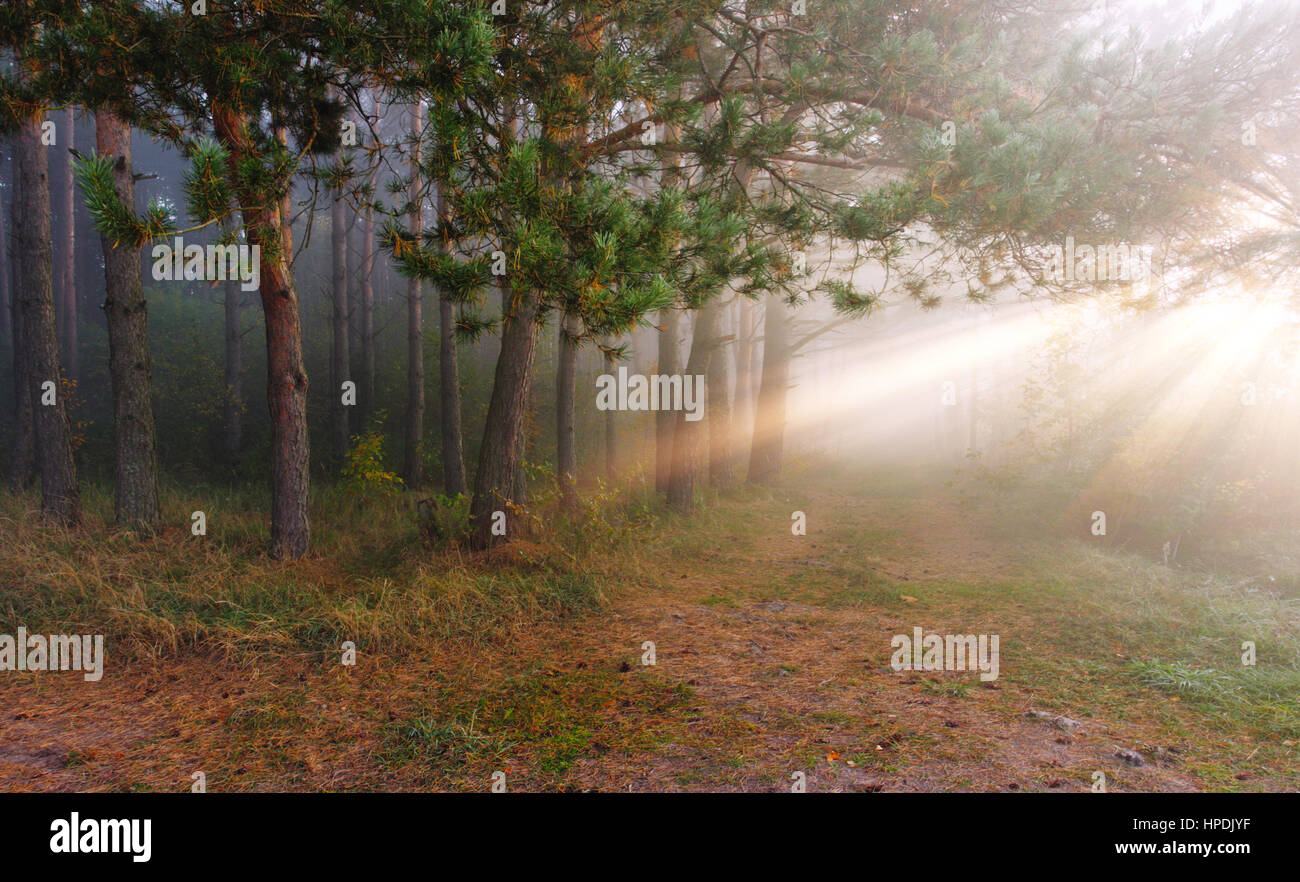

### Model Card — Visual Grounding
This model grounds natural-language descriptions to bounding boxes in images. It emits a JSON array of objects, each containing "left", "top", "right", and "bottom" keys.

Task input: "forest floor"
[{"left": 2, "top": 460, "right": 1297, "bottom": 792}]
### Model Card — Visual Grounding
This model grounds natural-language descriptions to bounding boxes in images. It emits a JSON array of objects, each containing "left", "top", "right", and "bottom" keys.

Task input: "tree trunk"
[
  {"left": 222, "top": 216, "right": 243, "bottom": 466},
  {"left": 667, "top": 304, "right": 718, "bottom": 512},
  {"left": 330, "top": 164, "right": 350, "bottom": 462},
  {"left": 57, "top": 107, "right": 78, "bottom": 382},
  {"left": 500, "top": 277, "right": 529, "bottom": 506},
  {"left": 748, "top": 292, "right": 790, "bottom": 483},
  {"left": 603, "top": 339, "right": 617, "bottom": 481},
  {"left": 7, "top": 191, "right": 35, "bottom": 493},
  {"left": 347, "top": 208, "right": 362, "bottom": 363},
  {"left": 0, "top": 153, "right": 11, "bottom": 354},
  {"left": 654, "top": 305, "right": 680, "bottom": 492},
  {"left": 214, "top": 106, "right": 310, "bottom": 559},
  {"left": 513, "top": 421, "right": 530, "bottom": 503},
  {"left": 437, "top": 291, "right": 466, "bottom": 496},
  {"left": 734, "top": 296, "right": 753, "bottom": 458},
  {"left": 360, "top": 217, "right": 376, "bottom": 430},
  {"left": 403, "top": 101, "right": 425, "bottom": 488},
  {"left": 433, "top": 183, "right": 466, "bottom": 496},
  {"left": 556, "top": 312, "right": 579, "bottom": 511},
  {"left": 360, "top": 106, "right": 378, "bottom": 429},
  {"left": 16, "top": 107, "right": 79, "bottom": 524},
  {"left": 705, "top": 297, "right": 734, "bottom": 488},
  {"left": 470, "top": 288, "right": 540, "bottom": 547},
  {"left": 95, "top": 111, "right": 160, "bottom": 531}
]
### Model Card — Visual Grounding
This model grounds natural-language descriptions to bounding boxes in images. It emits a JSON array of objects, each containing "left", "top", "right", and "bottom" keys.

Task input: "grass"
[
  {"left": 0, "top": 478, "right": 651, "bottom": 661},
  {"left": 378, "top": 667, "right": 700, "bottom": 789},
  {"left": 2, "top": 460, "right": 1298, "bottom": 791}
]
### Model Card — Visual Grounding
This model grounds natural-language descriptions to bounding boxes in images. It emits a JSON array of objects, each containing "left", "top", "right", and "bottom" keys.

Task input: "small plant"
[
  {"left": 392, "top": 712, "right": 492, "bottom": 760},
  {"left": 341, "top": 429, "right": 403, "bottom": 498},
  {"left": 1130, "top": 660, "right": 1237, "bottom": 697},
  {"left": 920, "top": 678, "right": 971, "bottom": 698},
  {"left": 61, "top": 375, "right": 92, "bottom": 453}
]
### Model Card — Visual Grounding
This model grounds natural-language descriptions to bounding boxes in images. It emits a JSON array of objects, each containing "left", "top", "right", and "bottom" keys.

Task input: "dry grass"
[{"left": 1, "top": 462, "right": 1298, "bottom": 792}]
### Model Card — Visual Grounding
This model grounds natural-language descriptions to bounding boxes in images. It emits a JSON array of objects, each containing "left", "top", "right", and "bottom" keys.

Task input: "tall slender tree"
[
  {"left": 555, "top": 311, "right": 580, "bottom": 510},
  {"left": 403, "top": 100, "right": 425, "bottom": 488},
  {"left": 359, "top": 100, "right": 379, "bottom": 431},
  {"left": 13, "top": 67, "right": 78, "bottom": 524},
  {"left": 330, "top": 111, "right": 351, "bottom": 463},
  {"left": 433, "top": 181, "right": 466, "bottom": 495},
  {"left": 56, "top": 105, "right": 76, "bottom": 381},
  {"left": 6, "top": 175, "right": 34, "bottom": 494},
  {"left": 12, "top": 0, "right": 494, "bottom": 557},
  {"left": 704, "top": 296, "right": 734, "bottom": 487},
  {"left": 748, "top": 292, "right": 789, "bottom": 483},
  {"left": 602, "top": 335, "right": 618, "bottom": 481},
  {"left": 221, "top": 216, "right": 243, "bottom": 467},
  {"left": 653, "top": 304, "right": 680, "bottom": 493},
  {"left": 88, "top": 110, "right": 158, "bottom": 529},
  {"left": 0, "top": 139, "right": 11, "bottom": 354}
]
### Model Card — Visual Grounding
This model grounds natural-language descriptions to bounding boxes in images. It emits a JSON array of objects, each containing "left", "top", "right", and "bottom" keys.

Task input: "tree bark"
[
  {"left": 734, "top": 295, "right": 753, "bottom": 458},
  {"left": 7, "top": 189, "right": 35, "bottom": 493},
  {"left": 0, "top": 151, "right": 11, "bottom": 354},
  {"left": 470, "top": 288, "right": 540, "bottom": 547},
  {"left": 434, "top": 183, "right": 466, "bottom": 496},
  {"left": 603, "top": 338, "right": 617, "bottom": 481},
  {"left": 330, "top": 159, "right": 350, "bottom": 462},
  {"left": 95, "top": 111, "right": 160, "bottom": 531},
  {"left": 556, "top": 312, "right": 579, "bottom": 511},
  {"left": 214, "top": 106, "right": 310, "bottom": 559},
  {"left": 360, "top": 215, "right": 376, "bottom": 429},
  {"left": 705, "top": 297, "right": 734, "bottom": 488},
  {"left": 57, "top": 107, "right": 78, "bottom": 381},
  {"left": 222, "top": 216, "right": 243, "bottom": 466},
  {"left": 654, "top": 305, "right": 680, "bottom": 493},
  {"left": 403, "top": 101, "right": 425, "bottom": 488},
  {"left": 347, "top": 207, "right": 361, "bottom": 362},
  {"left": 15, "top": 106, "right": 79, "bottom": 524},
  {"left": 499, "top": 277, "right": 529, "bottom": 505},
  {"left": 360, "top": 105, "right": 377, "bottom": 429},
  {"left": 667, "top": 304, "right": 718, "bottom": 512},
  {"left": 748, "top": 292, "right": 790, "bottom": 483}
]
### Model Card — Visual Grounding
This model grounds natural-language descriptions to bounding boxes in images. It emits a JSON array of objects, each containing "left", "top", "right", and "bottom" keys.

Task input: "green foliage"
[
  {"left": 182, "top": 138, "right": 233, "bottom": 225},
  {"left": 73, "top": 153, "right": 175, "bottom": 247},
  {"left": 341, "top": 430, "right": 404, "bottom": 498},
  {"left": 817, "top": 279, "right": 878, "bottom": 318}
]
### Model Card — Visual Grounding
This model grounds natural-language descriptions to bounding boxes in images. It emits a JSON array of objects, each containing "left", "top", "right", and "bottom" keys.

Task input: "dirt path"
[
  {"left": 542, "top": 489, "right": 1202, "bottom": 792},
  {"left": 0, "top": 487, "right": 1214, "bottom": 792}
]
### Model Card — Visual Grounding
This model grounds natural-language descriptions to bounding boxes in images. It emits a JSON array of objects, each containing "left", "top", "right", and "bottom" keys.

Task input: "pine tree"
[
  {"left": 432, "top": 178, "right": 467, "bottom": 496},
  {"left": 402, "top": 100, "right": 425, "bottom": 488},
  {"left": 89, "top": 110, "right": 159, "bottom": 531},
  {"left": 9, "top": 53, "right": 79, "bottom": 524},
  {"left": 56, "top": 106, "right": 76, "bottom": 381},
  {"left": 7, "top": 0, "right": 495, "bottom": 557},
  {"left": 329, "top": 93, "right": 352, "bottom": 466},
  {"left": 391, "top": 2, "right": 711, "bottom": 545},
  {"left": 358, "top": 91, "right": 379, "bottom": 433},
  {"left": 221, "top": 215, "right": 243, "bottom": 467}
]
